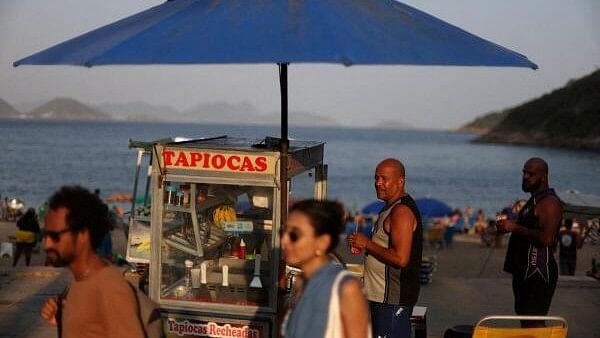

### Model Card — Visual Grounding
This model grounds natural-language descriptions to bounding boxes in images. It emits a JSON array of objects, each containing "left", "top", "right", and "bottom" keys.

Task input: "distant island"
[
  {"left": 0, "top": 97, "right": 340, "bottom": 127},
  {"left": 1, "top": 97, "right": 411, "bottom": 129},
  {"left": 459, "top": 69, "right": 600, "bottom": 151},
  {"left": 0, "top": 97, "right": 406, "bottom": 129}
]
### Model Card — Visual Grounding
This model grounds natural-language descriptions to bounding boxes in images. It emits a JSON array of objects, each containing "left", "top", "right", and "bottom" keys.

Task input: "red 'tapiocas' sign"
[{"left": 162, "top": 149, "right": 276, "bottom": 175}]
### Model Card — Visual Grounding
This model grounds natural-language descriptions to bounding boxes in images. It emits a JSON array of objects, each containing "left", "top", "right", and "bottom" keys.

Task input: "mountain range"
[
  {"left": 459, "top": 69, "right": 600, "bottom": 151},
  {"left": 1, "top": 97, "right": 345, "bottom": 126},
  {"left": 0, "top": 98, "right": 21, "bottom": 118}
]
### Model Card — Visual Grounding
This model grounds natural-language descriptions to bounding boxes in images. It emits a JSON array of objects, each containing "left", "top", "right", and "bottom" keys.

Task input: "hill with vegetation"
[
  {"left": 457, "top": 110, "right": 509, "bottom": 134},
  {"left": 465, "top": 69, "right": 600, "bottom": 150},
  {"left": 0, "top": 98, "right": 21, "bottom": 118}
]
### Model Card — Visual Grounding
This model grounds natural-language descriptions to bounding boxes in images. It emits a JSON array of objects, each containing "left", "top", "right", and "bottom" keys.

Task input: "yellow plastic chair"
[{"left": 472, "top": 315, "right": 567, "bottom": 338}]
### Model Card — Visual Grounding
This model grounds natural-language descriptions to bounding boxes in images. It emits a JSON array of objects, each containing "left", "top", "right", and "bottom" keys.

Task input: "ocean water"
[{"left": 1, "top": 119, "right": 599, "bottom": 218}]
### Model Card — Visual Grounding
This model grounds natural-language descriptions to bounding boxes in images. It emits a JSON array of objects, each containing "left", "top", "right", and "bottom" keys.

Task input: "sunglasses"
[
  {"left": 43, "top": 228, "right": 73, "bottom": 242},
  {"left": 280, "top": 228, "right": 301, "bottom": 243}
]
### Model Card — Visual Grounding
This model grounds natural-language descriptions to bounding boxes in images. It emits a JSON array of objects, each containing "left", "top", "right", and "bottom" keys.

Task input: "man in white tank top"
[{"left": 348, "top": 158, "right": 422, "bottom": 338}]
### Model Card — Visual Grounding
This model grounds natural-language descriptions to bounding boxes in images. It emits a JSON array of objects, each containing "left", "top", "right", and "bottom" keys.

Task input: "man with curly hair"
[{"left": 40, "top": 186, "right": 145, "bottom": 338}]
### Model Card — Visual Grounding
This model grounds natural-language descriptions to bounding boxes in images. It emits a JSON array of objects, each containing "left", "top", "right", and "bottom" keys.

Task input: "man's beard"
[
  {"left": 45, "top": 249, "right": 75, "bottom": 267},
  {"left": 522, "top": 179, "right": 542, "bottom": 193}
]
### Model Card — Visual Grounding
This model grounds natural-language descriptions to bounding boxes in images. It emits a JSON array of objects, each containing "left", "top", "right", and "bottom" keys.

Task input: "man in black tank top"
[
  {"left": 348, "top": 158, "right": 422, "bottom": 338},
  {"left": 498, "top": 157, "right": 562, "bottom": 327}
]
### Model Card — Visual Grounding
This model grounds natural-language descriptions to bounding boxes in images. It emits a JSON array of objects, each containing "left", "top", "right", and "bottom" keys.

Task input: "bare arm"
[
  {"left": 40, "top": 297, "right": 59, "bottom": 327},
  {"left": 498, "top": 197, "right": 562, "bottom": 247},
  {"left": 349, "top": 205, "right": 416, "bottom": 268},
  {"left": 340, "top": 278, "right": 370, "bottom": 338}
]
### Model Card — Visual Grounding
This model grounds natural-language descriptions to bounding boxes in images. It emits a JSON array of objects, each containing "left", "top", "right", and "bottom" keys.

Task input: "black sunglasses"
[
  {"left": 43, "top": 229, "right": 72, "bottom": 242},
  {"left": 280, "top": 228, "right": 300, "bottom": 243}
]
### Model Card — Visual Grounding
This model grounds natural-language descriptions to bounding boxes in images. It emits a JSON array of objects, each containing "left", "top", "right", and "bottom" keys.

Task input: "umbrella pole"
[
  {"left": 277, "top": 62, "right": 289, "bottom": 333},
  {"left": 279, "top": 63, "right": 289, "bottom": 229}
]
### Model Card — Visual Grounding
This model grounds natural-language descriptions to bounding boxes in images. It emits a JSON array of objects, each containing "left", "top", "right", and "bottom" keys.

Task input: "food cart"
[{"left": 128, "top": 135, "right": 327, "bottom": 338}]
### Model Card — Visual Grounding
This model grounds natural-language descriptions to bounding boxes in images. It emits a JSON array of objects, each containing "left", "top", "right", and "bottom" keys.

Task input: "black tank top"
[
  {"left": 504, "top": 188, "right": 561, "bottom": 281},
  {"left": 365, "top": 194, "right": 423, "bottom": 305},
  {"left": 397, "top": 195, "right": 423, "bottom": 305}
]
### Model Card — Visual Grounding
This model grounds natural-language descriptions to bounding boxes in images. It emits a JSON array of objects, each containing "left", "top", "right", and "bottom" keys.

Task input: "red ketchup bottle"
[
  {"left": 231, "top": 237, "right": 240, "bottom": 258},
  {"left": 238, "top": 238, "right": 247, "bottom": 259}
]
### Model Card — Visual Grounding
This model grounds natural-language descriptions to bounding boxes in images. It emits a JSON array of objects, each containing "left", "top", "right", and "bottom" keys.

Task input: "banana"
[
  {"left": 137, "top": 241, "right": 151, "bottom": 252},
  {"left": 212, "top": 204, "right": 236, "bottom": 228}
]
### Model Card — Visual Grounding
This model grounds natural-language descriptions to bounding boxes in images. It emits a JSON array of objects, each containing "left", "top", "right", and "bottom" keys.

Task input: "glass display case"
[
  {"left": 147, "top": 136, "right": 326, "bottom": 338},
  {"left": 159, "top": 181, "right": 275, "bottom": 308}
]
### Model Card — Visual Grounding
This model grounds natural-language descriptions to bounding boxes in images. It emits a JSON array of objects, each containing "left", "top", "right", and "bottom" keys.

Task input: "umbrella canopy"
[
  {"left": 362, "top": 200, "right": 385, "bottom": 215},
  {"left": 415, "top": 197, "right": 453, "bottom": 218},
  {"left": 13, "top": 0, "right": 537, "bottom": 236},
  {"left": 13, "top": 0, "right": 537, "bottom": 68},
  {"left": 361, "top": 201, "right": 385, "bottom": 215}
]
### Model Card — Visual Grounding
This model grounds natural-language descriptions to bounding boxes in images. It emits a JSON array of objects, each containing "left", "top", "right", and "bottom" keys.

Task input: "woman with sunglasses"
[{"left": 281, "top": 200, "right": 371, "bottom": 338}]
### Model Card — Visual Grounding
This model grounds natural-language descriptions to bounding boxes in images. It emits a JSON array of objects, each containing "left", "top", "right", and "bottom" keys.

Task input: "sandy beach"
[{"left": 1, "top": 220, "right": 598, "bottom": 337}]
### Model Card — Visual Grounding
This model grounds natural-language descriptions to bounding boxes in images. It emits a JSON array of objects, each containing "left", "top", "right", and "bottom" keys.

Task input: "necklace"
[{"left": 75, "top": 266, "right": 92, "bottom": 281}]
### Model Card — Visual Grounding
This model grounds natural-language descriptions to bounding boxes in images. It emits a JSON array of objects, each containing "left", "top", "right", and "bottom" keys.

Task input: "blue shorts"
[{"left": 370, "top": 301, "right": 412, "bottom": 338}]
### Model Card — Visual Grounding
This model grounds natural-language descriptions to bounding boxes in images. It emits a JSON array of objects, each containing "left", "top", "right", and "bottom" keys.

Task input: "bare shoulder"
[
  {"left": 341, "top": 276, "right": 362, "bottom": 295},
  {"left": 98, "top": 266, "right": 136, "bottom": 299},
  {"left": 536, "top": 194, "right": 562, "bottom": 213},
  {"left": 390, "top": 204, "right": 416, "bottom": 225}
]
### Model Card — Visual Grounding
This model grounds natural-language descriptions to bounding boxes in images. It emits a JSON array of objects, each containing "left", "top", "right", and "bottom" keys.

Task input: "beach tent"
[{"left": 558, "top": 190, "right": 600, "bottom": 221}]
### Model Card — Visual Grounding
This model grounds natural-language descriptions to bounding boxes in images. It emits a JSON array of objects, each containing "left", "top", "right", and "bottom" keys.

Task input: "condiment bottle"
[
  {"left": 231, "top": 236, "right": 240, "bottom": 258},
  {"left": 222, "top": 265, "right": 229, "bottom": 287},
  {"left": 184, "top": 259, "right": 194, "bottom": 290},
  {"left": 182, "top": 184, "right": 190, "bottom": 207},
  {"left": 165, "top": 185, "right": 175, "bottom": 205},
  {"left": 176, "top": 191, "right": 184, "bottom": 206},
  {"left": 200, "top": 261, "right": 208, "bottom": 284},
  {"left": 238, "top": 238, "right": 247, "bottom": 259}
]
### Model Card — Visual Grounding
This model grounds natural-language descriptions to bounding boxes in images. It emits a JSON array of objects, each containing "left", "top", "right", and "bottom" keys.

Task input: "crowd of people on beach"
[{"left": 0, "top": 195, "right": 21, "bottom": 222}]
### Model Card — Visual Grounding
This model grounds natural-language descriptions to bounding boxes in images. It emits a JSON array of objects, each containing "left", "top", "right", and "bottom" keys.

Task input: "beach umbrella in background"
[
  {"left": 558, "top": 190, "right": 600, "bottom": 221},
  {"left": 362, "top": 200, "right": 386, "bottom": 215},
  {"left": 415, "top": 197, "right": 453, "bottom": 218},
  {"left": 13, "top": 0, "right": 537, "bottom": 231},
  {"left": 362, "top": 197, "right": 452, "bottom": 219}
]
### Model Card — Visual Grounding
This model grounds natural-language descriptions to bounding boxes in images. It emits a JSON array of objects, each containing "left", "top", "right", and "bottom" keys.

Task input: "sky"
[{"left": 1, "top": 0, "right": 599, "bottom": 129}]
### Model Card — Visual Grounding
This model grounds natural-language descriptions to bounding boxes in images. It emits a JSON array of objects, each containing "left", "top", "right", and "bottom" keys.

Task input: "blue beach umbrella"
[
  {"left": 415, "top": 197, "right": 453, "bottom": 218},
  {"left": 362, "top": 200, "right": 385, "bottom": 215},
  {"left": 362, "top": 198, "right": 452, "bottom": 219},
  {"left": 14, "top": 0, "right": 537, "bottom": 229}
]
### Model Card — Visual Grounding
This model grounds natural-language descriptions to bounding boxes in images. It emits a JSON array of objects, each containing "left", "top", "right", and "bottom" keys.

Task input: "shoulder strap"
[
  {"left": 128, "top": 282, "right": 150, "bottom": 338},
  {"left": 324, "top": 270, "right": 349, "bottom": 338},
  {"left": 325, "top": 271, "right": 371, "bottom": 338},
  {"left": 56, "top": 285, "right": 70, "bottom": 338}
]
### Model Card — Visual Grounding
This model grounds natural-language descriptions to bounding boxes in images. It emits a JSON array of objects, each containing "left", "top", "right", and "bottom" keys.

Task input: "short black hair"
[
  {"left": 48, "top": 186, "right": 111, "bottom": 250},
  {"left": 289, "top": 199, "right": 345, "bottom": 252}
]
